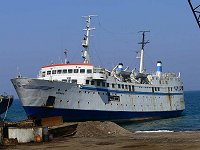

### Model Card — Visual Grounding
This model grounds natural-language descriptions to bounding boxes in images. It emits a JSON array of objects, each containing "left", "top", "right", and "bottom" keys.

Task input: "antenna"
[
  {"left": 17, "top": 66, "right": 22, "bottom": 78},
  {"left": 64, "top": 49, "right": 68, "bottom": 64},
  {"left": 138, "top": 31, "right": 150, "bottom": 50},
  {"left": 81, "top": 15, "right": 97, "bottom": 64},
  {"left": 138, "top": 31, "right": 150, "bottom": 73}
]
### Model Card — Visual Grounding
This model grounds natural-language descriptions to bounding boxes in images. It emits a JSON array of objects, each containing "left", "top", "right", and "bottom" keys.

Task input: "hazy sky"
[{"left": 0, "top": 0, "right": 199, "bottom": 97}]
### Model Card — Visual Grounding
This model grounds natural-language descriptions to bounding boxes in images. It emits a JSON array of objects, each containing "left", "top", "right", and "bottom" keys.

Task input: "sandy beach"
[
  {"left": 3, "top": 121, "right": 200, "bottom": 150},
  {"left": 11, "top": 132, "right": 200, "bottom": 150}
]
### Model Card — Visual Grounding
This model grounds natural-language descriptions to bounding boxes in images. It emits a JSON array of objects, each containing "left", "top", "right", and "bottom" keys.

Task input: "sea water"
[
  {"left": 1, "top": 91, "right": 200, "bottom": 131},
  {"left": 1, "top": 99, "right": 27, "bottom": 122}
]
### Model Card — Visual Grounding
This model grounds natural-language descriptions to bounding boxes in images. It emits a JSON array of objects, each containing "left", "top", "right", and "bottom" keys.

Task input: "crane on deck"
[{"left": 188, "top": 0, "right": 200, "bottom": 28}]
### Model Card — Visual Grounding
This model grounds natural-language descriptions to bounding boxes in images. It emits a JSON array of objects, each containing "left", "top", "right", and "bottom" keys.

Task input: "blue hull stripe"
[
  {"left": 80, "top": 86, "right": 183, "bottom": 96},
  {"left": 23, "top": 106, "right": 183, "bottom": 122}
]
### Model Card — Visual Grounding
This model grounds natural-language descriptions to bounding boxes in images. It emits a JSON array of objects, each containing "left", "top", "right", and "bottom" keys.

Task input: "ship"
[
  {"left": 0, "top": 93, "right": 13, "bottom": 115},
  {"left": 11, "top": 15, "right": 185, "bottom": 122}
]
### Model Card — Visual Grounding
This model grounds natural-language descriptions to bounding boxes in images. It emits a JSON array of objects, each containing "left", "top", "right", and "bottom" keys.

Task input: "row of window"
[
  {"left": 154, "top": 87, "right": 160, "bottom": 91},
  {"left": 85, "top": 80, "right": 184, "bottom": 93},
  {"left": 85, "top": 80, "right": 135, "bottom": 92},
  {"left": 152, "top": 77, "right": 180, "bottom": 82},
  {"left": 42, "top": 69, "right": 93, "bottom": 76},
  {"left": 174, "top": 86, "right": 184, "bottom": 91}
]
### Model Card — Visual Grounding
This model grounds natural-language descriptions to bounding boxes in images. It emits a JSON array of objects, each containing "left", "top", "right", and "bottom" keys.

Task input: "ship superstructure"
[{"left": 11, "top": 15, "right": 185, "bottom": 122}]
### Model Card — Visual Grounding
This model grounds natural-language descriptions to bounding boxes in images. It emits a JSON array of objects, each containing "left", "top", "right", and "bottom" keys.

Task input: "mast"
[
  {"left": 138, "top": 31, "right": 150, "bottom": 73},
  {"left": 64, "top": 49, "right": 68, "bottom": 64},
  {"left": 81, "top": 15, "right": 97, "bottom": 64}
]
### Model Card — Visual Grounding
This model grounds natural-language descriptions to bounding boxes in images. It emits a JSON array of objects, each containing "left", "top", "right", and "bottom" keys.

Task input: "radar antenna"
[
  {"left": 188, "top": 0, "right": 200, "bottom": 28},
  {"left": 81, "top": 15, "right": 97, "bottom": 64},
  {"left": 138, "top": 31, "right": 150, "bottom": 73}
]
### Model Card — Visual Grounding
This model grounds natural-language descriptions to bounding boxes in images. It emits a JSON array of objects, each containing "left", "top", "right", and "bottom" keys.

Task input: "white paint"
[{"left": 8, "top": 127, "right": 42, "bottom": 143}]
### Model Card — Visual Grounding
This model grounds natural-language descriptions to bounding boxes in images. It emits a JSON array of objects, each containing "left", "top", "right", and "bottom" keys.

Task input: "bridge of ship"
[{"left": 38, "top": 63, "right": 108, "bottom": 84}]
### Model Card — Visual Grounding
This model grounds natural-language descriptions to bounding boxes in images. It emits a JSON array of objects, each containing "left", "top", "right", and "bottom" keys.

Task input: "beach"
[
  {"left": 4, "top": 121, "right": 200, "bottom": 150},
  {"left": 13, "top": 131, "right": 200, "bottom": 150}
]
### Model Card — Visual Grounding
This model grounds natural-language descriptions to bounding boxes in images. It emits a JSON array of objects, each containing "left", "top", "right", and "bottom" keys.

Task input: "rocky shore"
[{"left": 6, "top": 121, "right": 200, "bottom": 150}]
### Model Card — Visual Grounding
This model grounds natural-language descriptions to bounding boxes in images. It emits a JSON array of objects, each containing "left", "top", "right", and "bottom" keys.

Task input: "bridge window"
[
  {"left": 102, "top": 82, "right": 105, "bottom": 87},
  {"left": 121, "top": 84, "right": 124, "bottom": 89},
  {"left": 68, "top": 69, "right": 73, "bottom": 73},
  {"left": 80, "top": 69, "right": 85, "bottom": 73},
  {"left": 87, "top": 69, "right": 92, "bottom": 73},
  {"left": 57, "top": 70, "right": 62, "bottom": 74},
  {"left": 42, "top": 71, "right": 45, "bottom": 77},
  {"left": 74, "top": 69, "right": 79, "bottom": 73},
  {"left": 52, "top": 70, "right": 56, "bottom": 74},
  {"left": 47, "top": 71, "right": 51, "bottom": 75},
  {"left": 63, "top": 69, "right": 67, "bottom": 74}
]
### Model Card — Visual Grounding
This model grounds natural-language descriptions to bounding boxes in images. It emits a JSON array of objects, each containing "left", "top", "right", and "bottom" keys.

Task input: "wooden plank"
[{"left": 41, "top": 116, "right": 63, "bottom": 127}]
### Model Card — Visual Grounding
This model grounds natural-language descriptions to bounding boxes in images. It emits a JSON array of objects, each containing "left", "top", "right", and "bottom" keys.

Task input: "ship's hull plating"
[
  {"left": 23, "top": 106, "right": 183, "bottom": 122},
  {"left": 12, "top": 78, "right": 185, "bottom": 122}
]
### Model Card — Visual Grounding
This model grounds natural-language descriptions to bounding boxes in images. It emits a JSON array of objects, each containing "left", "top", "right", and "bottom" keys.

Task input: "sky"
[{"left": 0, "top": 0, "right": 199, "bottom": 97}]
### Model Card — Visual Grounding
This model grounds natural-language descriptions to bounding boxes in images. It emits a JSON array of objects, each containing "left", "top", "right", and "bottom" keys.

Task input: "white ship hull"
[{"left": 11, "top": 77, "right": 185, "bottom": 122}]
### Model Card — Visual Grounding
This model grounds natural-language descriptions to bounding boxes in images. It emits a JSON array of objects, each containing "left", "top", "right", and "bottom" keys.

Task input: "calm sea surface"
[{"left": 1, "top": 91, "right": 200, "bottom": 131}]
